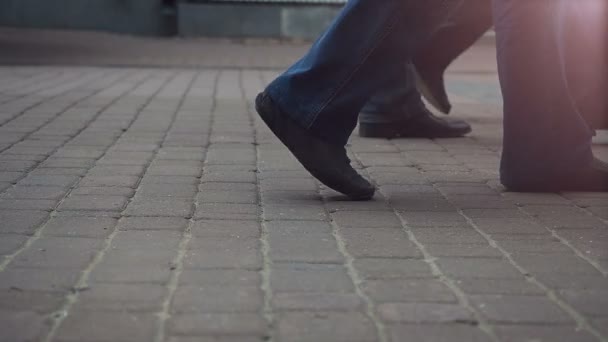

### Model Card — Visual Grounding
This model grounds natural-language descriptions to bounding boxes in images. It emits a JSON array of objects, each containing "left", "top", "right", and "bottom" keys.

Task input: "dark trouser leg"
[
  {"left": 265, "top": 0, "right": 463, "bottom": 146},
  {"left": 493, "top": 0, "right": 595, "bottom": 188},
  {"left": 359, "top": 0, "right": 493, "bottom": 125}
]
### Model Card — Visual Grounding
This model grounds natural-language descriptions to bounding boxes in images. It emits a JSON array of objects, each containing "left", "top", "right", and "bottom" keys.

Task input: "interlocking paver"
[
  {"left": 386, "top": 324, "right": 493, "bottom": 342},
  {"left": 0, "top": 35, "right": 607, "bottom": 342},
  {"left": 276, "top": 312, "right": 377, "bottom": 342}
]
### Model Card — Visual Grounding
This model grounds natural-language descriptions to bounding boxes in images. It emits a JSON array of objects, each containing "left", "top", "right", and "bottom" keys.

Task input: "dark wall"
[{"left": 0, "top": 0, "right": 175, "bottom": 35}]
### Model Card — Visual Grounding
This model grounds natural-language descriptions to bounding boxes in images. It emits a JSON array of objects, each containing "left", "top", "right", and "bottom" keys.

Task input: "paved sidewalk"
[{"left": 0, "top": 30, "right": 607, "bottom": 342}]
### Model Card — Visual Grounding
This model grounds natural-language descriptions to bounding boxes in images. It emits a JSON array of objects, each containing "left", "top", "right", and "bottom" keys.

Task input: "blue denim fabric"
[
  {"left": 492, "top": 0, "right": 595, "bottom": 186},
  {"left": 265, "top": 0, "right": 463, "bottom": 145}
]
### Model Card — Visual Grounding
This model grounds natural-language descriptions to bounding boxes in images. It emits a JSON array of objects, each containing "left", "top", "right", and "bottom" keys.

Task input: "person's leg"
[
  {"left": 257, "top": 0, "right": 463, "bottom": 199},
  {"left": 413, "top": 0, "right": 493, "bottom": 113},
  {"left": 358, "top": 62, "right": 472, "bottom": 138},
  {"left": 493, "top": 0, "right": 607, "bottom": 191},
  {"left": 558, "top": 1, "right": 608, "bottom": 130},
  {"left": 264, "top": 0, "right": 463, "bottom": 146}
]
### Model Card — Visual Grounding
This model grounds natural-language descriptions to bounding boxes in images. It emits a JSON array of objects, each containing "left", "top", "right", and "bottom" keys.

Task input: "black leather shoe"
[
  {"left": 359, "top": 108, "right": 472, "bottom": 138},
  {"left": 255, "top": 92, "right": 375, "bottom": 200},
  {"left": 504, "top": 158, "right": 608, "bottom": 192}
]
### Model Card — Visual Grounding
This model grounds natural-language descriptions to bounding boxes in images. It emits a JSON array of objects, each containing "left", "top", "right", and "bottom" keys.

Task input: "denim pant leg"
[
  {"left": 492, "top": 0, "right": 594, "bottom": 185},
  {"left": 359, "top": 63, "right": 426, "bottom": 124},
  {"left": 265, "top": 0, "right": 463, "bottom": 146}
]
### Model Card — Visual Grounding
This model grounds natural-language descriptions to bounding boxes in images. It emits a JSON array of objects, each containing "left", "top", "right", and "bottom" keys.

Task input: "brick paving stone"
[
  {"left": 179, "top": 269, "right": 261, "bottom": 287},
  {"left": 70, "top": 186, "right": 135, "bottom": 196},
  {"left": 12, "top": 236, "right": 102, "bottom": 269},
  {"left": 263, "top": 204, "right": 327, "bottom": 221},
  {"left": 509, "top": 253, "right": 601, "bottom": 275},
  {"left": 340, "top": 228, "right": 422, "bottom": 258},
  {"left": 140, "top": 175, "right": 199, "bottom": 185},
  {"left": 386, "top": 324, "right": 493, "bottom": 342},
  {"left": 192, "top": 220, "right": 260, "bottom": 239},
  {"left": 125, "top": 198, "right": 194, "bottom": 217},
  {"left": 270, "top": 264, "right": 354, "bottom": 293},
  {"left": 592, "top": 318, "right": 608, "bottom": 337},
  {"left": 585, "top": 206, "right": 608, "bottom": 219},
  {"left": 197, "top": 189, "right": 258, "bottom": 204},
  {"left": 168, "top": 337, "right": 266, "bottom": 342},
  {"left": 54, "top": 310, "right": 157, "bottom": 342},
  {"left": 31, "top": 167, "right": 89, "bottom": 176},
  {"left": 462, "top": 208, "right": 529, "bottom": 219},
  {"left": 258, "top": 177, "right": 317, "bottom": 192},
  {"left": 172, "top": 286, "right": 263, "bottom": 313},
  {"left": 353, "top": 258, "right": 434, "bottom": 280},
  {"left": 100, "top": 248, "right": 176, "bottom": 268},
  {"left": 276, "top": 312, "right": 377, "bottom": 342},
  {"left": 0, "top": 185, "right": 67, "bottom": 199},
  {"left": 168, "top": 313, "right": 268, "bottom": 336},
  {"left": 470, "top": 295, "right": 573, "bottom": 324},
  {"left": 0, "top": 159, "right": 38, "bottom": 171},
  {"left": 534, "top": 274, "right": 608, "bottom": 291},
  {"left": 454, "top": 278, "right": 545, "bottom": 295},
  {"left": 0, "top": 182, "right": 11, "bottom": 191},
  {"left": 58, "top": 195, "right": 128, "bottom": 212},
  {"left": 0, "top": 289, "right": 64, "bottom": 313},
  {"left": 0, "top": 198, "right": 57, "bottom": 211},
  {"left": 0, "top": 234, "right": 28, "bottom": 255},
  {"left": 495, "top": 237, "right": 573, "bottom": 253},
  {"left": 378, "top": 303, "right": 475, "bottom": 323},
  {"left": 272, "top": 292, "right": 364, "bottom": 312},
  {"left": 559, "top": 290, "right": 608, "bottom": 317},
  {"left": 184, "top": 238, "right": 262, "bottom": 270},
  {"left": 423, "top": 244, "right": 503, "bottom": 258},
  {"left": 0, "top": 267, "right": 81, "bottom": 292},
  {"left": 199, "top": 182, "right": 256, "bottom": 192},
  {"left": 362, "top": 279, "right": 457, "bottom": 303},
  {"left": 203, "top": 170, "right": 257, "bottom": 183},
  {"left": 436, "top": 258, "right": 522, "bottom": 279},
  {"left": 79, "top": 175, "right": 140, "bottom": 188},
  {"left": 493, "top": 325, "right": 599, "bottom": 342},
  {"left": 43, "top": 216, "right": 116, "bottom": 238},
  {"left": 19, "top": 174, "right": 80, "bottom": 187},
  {"left": 147, "top": 165, "right": 202, "bottom": 177},
  {"left": 137, "top": 183, "right": 198, "bottom": 198},
  {"left": 331, "top": 210, "right": 402, "bottom": 228},
  {"left": 260, "top": 190, "right": 322, "bottom": 205},
  {"left": 89, "top": 264, "right": 173, "bottom": 284},
  {"left": 109, "top": 231, "right": 182, "bottom": 251},
  {"left": 74, "top": 283, "right": 166, "bottom": 312},
  {"left": 400, "top": 211, "right": 468, "bottom": 227},
  {"left": 194, "top": 203, "right": 259, "bottom": 220},
  {"left": 411, "top": 227, "right": 488, "bottom": 244},
  {"left": 0, "top": 310, "right": 52, "bottom": 342},
  {"left": 0, "top": 171, "right": 23, "bottom": 182},
  {"left": 40, "top": 157, "right": 96, "bottom": 169},
  {"left": 117, "top": 216, "right": 189, "bottom": 231},
  {"left": 267, "top": 227, "right": 343, "bottom": 263},
  {"left": 88, "top": 164, "right": 146, "bottom": 176}
]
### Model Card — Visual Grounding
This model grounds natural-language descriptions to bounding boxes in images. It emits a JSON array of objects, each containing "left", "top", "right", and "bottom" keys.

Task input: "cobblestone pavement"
[{"left": 0, "top": 30, "right": 608, "bottom": 342}]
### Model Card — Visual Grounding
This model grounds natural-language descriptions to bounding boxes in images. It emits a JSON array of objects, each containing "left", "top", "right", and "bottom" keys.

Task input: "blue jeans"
[
  {"left": 266, "top": 0, "right": 463, "bottom": 145},
  {"left": 360, "top": 0, "right": 493, "bottom": 124},
  {"left": 493, "top": 0, "right": 595, "bottom": 186},
  {"left": 265, "top": 0, "right": 596, "bottom": 184}
]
